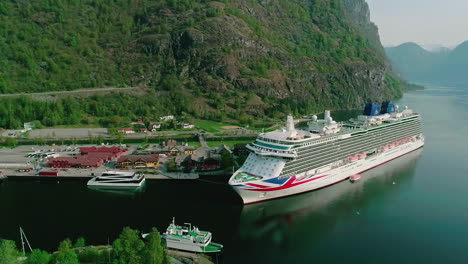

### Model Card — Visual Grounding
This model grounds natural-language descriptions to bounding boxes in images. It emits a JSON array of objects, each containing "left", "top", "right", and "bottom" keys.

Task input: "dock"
[
  {"left": 0, "top": 144, "right": 200, "bottom": 182},
  {"left": 1, "top": 168, "right": 198, "bottom": 181}
]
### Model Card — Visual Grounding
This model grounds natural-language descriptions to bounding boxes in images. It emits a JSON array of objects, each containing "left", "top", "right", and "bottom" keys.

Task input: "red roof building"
[
  {"left": 39, "top": 171, "right": 59, "bottom": 177},
  {"left": 80, "top": 146, "right": 122, "bottom": 154},
  {"left": 47, "top": 146, "right": 124, "bottom": 168}
]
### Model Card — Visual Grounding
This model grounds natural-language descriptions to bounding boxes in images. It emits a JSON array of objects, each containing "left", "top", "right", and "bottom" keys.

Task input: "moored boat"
[
  {"left": 87, "top": 171, "right": 145, "bottom": 188},
  {"left": 146, "top": 218, "right": 223, "bottom": 253}
]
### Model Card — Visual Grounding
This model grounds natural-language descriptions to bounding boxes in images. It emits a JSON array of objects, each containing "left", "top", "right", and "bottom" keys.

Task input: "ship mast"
[{"left": 19, "top": 227, "right": 33, "bottom": 255}]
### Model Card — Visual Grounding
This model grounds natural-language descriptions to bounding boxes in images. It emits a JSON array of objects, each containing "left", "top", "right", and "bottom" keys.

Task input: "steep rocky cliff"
[
  {"left": 0, "top": 0, "right": 402, "bottom": 121},
  {"left": 342, "top": 0, "right": 384, "bottom": 53}
]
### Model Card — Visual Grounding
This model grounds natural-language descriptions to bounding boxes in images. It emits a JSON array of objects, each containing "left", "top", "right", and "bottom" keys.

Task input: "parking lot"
[{"left": 28, "top": 128, "right": 108, "bottom": 139}]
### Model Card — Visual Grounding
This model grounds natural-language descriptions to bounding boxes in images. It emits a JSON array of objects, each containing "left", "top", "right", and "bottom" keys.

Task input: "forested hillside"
[{"left": 0, "top": 0, "right": 403, "bottom": 128}]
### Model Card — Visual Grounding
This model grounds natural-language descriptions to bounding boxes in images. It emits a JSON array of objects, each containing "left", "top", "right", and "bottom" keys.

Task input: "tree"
[
  {"left": 111, "top": 227, "right": 145, "bottom": 264},
  {"left": 25, "top": 249, "right": 51, "bottom": 264},
  {"left": 0, "top": 239, "right": 20, "bottom": 264},
  {"left": 141, "top": 228, "right": 166, "bottom": 264},
  {"left": 221, "top": 150, "right": 234, "bottom": 169},
  {"left": 3, "top": 137, "right": 17, "bottom": 147},
  {"left": 73, "top": 237, "right": 85, "bottom": 248},
  {"left": 117, "top": 132, "right": 125, "bottom": 144},
  {"left": 96, "top": 135, "right": 104, "bottom": 144},
  {"left": 167, "top": 158, "right": 177, "bottom": 172},
  {"left": 52, "top": 239, "right": 79, "bottom": 264},
  {"left": 77, "top": 247, "right": 101, "bottom": 264}
]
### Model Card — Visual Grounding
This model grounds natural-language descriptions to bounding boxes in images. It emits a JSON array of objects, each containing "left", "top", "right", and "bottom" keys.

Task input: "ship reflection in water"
[
  {"left": 238, "top": 148, "right": 423, "bottom": 246},
  {"left": 87, "top": 184, "right": 147, "bottom": 196}
]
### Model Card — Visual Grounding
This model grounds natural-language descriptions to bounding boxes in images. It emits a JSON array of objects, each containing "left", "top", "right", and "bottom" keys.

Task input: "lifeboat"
[
  {"left": 358, "top": 153, "right": 367, "bottom": 159},
  {"left": 349, "top": 174, "right": 361, "bottom": 182},
  {"left": 348, "top": 156, "right": 358, "bottom": 162},
  {"left": 381, "top": 145, "right": 389, "bottom": 150}
]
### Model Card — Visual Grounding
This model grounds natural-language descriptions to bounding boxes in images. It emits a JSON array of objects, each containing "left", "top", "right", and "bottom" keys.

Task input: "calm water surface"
[{"left": 1, "top": 86, "right": 468, "bottom": 263}]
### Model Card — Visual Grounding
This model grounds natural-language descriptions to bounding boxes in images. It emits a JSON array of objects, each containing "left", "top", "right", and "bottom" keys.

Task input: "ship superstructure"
[
  {"left": 163, "top": 218, "right": 223, "bottom": 253},
  {"left": 229, "top": 102, "right": 424, "bottom": 204}
]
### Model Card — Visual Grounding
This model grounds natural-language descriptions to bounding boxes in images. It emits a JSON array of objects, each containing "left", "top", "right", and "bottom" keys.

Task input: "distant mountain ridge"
[{"left": 386, "top": 41, "right": 468, "bottom": 86}]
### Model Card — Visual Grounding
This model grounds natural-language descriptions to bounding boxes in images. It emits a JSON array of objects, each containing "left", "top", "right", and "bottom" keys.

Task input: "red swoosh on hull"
[
  {"left": 242, "top": 175, "right": 327, "bottom": 192},
  {"left": 245, "top": 183, "right": 270, "bottom": 188}
]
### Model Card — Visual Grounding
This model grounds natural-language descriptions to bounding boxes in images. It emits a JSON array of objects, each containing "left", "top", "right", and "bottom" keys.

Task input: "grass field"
[
  {"left": 206, "top": 140, "right": 253, "bottom": 148},
  {"left": 193, "top": 120, "right": 241, "bottom": 133},
  {"left": 48, "top": 124, "right": 102, "bottom": 129},
  {"left": 185, "top": 141, "right": 202, "bottom": 148}
]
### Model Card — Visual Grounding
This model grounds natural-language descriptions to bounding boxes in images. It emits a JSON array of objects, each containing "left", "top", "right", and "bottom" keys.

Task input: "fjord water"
[{"left": 1, "top": 86, "right": 468, "bottom": 263}]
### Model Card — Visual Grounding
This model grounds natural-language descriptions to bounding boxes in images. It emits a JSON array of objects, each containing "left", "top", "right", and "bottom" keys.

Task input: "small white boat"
[
  {"left": 143, "top": 218, "right": 223, "bottom": 253},
  {"left": 87, "top": 171, "right": 145, "bottom": 188},
  {"left": 349, "top": 174, "right": 361, "bottom": 182}
]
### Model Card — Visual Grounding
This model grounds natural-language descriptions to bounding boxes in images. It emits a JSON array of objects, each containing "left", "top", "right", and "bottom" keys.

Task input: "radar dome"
[{"left": 311, "top": 115, "right": 318, "bottom": 121}]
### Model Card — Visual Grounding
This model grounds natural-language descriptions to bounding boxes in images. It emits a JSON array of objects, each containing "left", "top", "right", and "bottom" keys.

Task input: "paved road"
[
  {"left": 0, "top": 87, "right": 139, "bottom": 97},
  {"left": 198, "top": 134, "right": 208, "bottom": 148}
]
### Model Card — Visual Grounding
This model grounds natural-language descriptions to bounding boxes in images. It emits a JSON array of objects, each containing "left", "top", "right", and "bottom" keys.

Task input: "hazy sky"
[{"left": 366, "top": 0, "right": 468, "bottom": 47}]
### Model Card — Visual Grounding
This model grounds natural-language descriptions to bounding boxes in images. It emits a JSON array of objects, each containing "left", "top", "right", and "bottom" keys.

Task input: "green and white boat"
[{"left": 160, "top": 218, "right": 223, "bottom": 253}]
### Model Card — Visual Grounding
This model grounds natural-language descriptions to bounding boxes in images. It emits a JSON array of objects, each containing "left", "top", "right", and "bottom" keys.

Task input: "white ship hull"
[
  {"left": 87, "top": 178, "right": 145, "bottom": 188},
  {"left": 232, "top": 138, "right": 424, "bottom": 204},
  {"left": 166, "top": 238, "right": 208, "bottom": 253}
]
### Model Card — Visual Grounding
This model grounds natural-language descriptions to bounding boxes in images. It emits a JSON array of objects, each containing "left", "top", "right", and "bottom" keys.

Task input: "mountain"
[
  {"left": 386, "top": 41, "right": 468, "bottom": 86},
  {"left": 0, "top": 0, "right": 404, "bottom": 128},
  {"left": 420, "top": 44, "right": 451, "bottom": 52}
]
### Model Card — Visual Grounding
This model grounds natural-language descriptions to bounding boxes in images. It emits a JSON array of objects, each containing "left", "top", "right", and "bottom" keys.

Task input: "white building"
[
  {"left": 182, "top": 123, "right": 194, "bottom": 129},
  {"left": 159, "top": 115, "right": 174, "bottom": 122}
]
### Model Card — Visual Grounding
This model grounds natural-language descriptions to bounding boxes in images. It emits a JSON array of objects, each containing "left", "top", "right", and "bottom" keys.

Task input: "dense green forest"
[
  {"left": 0, "top": 0, "right": 403, "bottom": 128},
  {"left": 0, "top": 227, "right": 167, "bottom": 264}
]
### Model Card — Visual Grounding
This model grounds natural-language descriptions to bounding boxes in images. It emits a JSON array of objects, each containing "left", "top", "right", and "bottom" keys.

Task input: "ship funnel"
[
  {"left": 324, "top": 110, "right": 333, "bottom": 123},
  {"left": 286, "top": 115, "right": 295, "bottom": 131}
]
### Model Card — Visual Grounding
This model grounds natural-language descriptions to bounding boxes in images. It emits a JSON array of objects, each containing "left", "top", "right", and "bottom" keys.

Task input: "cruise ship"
[{"left": 229, "top": 102, "right": 424, "bottom": 204}]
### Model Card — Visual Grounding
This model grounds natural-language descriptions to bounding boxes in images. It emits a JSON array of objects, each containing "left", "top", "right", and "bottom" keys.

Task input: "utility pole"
[{"left": 19, "top": 227, "right": 33, "bottom": 255}]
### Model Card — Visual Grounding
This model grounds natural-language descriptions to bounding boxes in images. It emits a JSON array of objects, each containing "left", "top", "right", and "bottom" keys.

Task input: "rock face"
[
  {"left": 0, "top": 0, "right": 401, "bottom": 117},
  {"left": 143, "top": 0, "right": 400, "bottom": 114},
  {"left": 342, "top": 0, "right": 384, "bottom": 53}
]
